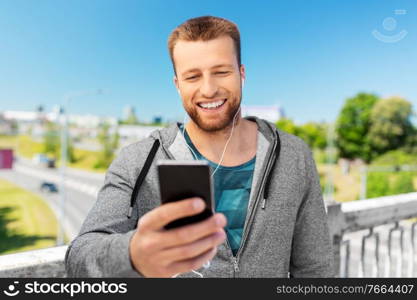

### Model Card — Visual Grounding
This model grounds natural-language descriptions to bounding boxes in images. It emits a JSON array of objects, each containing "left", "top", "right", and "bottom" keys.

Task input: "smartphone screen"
[{"left": 157, "top": 160, "right": 214, "bottom": 230}]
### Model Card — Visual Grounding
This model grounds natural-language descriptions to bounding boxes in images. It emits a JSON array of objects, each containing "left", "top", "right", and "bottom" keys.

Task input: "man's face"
[{"left": 173, "top": 35, "right": 245, "bottom": 132}]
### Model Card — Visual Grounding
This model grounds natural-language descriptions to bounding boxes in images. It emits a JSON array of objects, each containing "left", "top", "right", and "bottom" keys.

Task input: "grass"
[
  {"left": 0, "top": 135, "right": 43, "bottom": 159},
  {"left": 317, "top": 164, "right": 362, "bottom": 202},
  {"left": 0, "top": 178, "right": 61, "bottom": 255},
  {"left": 318, "top": 163, "right": 417, "bottom": 202},
  {"left": 0, "top": 134, "right": 106, "bottom": 173},
  {"left": 67, "top": 148, "right": 107, "bottom": 173}
]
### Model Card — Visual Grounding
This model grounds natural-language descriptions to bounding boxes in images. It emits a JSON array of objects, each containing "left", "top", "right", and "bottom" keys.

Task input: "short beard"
[{"left": 184, "top": 98, "right": 241, "bottom": 133}]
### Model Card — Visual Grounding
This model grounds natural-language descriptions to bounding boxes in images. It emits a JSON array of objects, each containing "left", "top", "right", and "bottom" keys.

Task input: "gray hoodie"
[{"left": 65, "top": 116, "right": 335, "bottom": 278}]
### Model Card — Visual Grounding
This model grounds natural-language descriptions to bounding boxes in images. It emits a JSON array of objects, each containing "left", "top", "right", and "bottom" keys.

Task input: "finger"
[
  {"left": 159, "top": 230, "right": 225, "bottom": 263},
  {"left": 159, "top": 213, "right": 227, "bottom": 248},
  {"left": 138, "top": 197, "right": 206, "bottom": 231},
  {"left": 167, "top": 247, "right": 218, "bottom": 276}
]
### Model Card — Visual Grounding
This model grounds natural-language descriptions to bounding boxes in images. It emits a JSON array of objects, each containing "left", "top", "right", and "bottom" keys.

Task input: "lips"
[{"left": 197, "top": 98, "right": 227, "bottom": 110}]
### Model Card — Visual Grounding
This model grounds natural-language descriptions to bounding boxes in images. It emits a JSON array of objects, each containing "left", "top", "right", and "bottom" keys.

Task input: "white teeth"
[{"left": 199, "top": 99, "right": 226, "bottom": 109}]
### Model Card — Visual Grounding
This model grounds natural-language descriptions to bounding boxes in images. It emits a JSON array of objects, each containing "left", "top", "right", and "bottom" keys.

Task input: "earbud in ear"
[{"left": 242, "top": 79, "right": 245, "bottom": 87}]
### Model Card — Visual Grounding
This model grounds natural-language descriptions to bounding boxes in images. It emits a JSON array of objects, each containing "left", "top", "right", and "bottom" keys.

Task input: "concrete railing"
[
  {"left": 327, "top": 192, "right": 417, "bottom": 277},
  {"left": 0, "top": 193, "right": 417, "bottom": 277},
  {"left": 0, "top": 246, "right": 67, "bottom": 277}
]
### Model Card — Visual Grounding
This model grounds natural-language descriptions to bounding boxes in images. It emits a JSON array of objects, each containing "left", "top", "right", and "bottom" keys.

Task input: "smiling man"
[{"left": 65, "top": 16, "right": 334, "bottom": 278}]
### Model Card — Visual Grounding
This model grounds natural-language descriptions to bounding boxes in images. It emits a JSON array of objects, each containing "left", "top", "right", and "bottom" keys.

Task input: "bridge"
[{"left": 1, "top": 193, "right": 416, "bottom": 277}]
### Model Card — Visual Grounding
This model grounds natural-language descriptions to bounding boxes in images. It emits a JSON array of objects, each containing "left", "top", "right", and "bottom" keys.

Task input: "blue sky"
[{"left": 0, "top": 0, "right": 416, "bottom": 124}]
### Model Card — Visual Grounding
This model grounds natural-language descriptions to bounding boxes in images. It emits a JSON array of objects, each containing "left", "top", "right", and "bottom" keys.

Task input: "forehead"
[{"left": 173, "top": 35, "right": 237, "bottom": 74}]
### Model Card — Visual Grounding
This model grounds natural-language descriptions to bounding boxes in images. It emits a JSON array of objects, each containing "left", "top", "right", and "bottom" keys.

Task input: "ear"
[
  {"left": 173, "top": 75, "right": 179, "bottom": 90},
  {"left": 239, "top": 64, "right": 246, "bottom": 85}
]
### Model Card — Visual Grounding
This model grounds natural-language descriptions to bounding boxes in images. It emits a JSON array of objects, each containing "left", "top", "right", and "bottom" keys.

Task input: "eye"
[
  {"left": 215, "top": 71, "right": 230, "bottom": 75},
  {"left": 185, "top": 75, "right": 199, "bottom": 80}
]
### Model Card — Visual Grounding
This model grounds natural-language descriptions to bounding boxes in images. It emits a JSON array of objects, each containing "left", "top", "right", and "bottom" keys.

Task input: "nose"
[{"left": 199, "top": 76, "right": 218, "bottom": 98}]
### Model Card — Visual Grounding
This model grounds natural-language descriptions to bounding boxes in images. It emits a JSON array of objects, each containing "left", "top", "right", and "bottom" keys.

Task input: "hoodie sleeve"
[
  {"left": 289, "top": 142, "right": 335, "bottom": 278},
  {"left": 65, "top": 146, "right": 144, "bottom": 277}
]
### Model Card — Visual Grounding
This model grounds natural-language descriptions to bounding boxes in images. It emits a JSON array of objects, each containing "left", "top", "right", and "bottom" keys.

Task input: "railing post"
[{"left": 327, "top": 203, "right": 345, "bottom": 277}]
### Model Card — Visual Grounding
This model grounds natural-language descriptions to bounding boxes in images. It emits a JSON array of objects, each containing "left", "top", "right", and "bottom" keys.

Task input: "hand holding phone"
[
  {"left": 129, "top": 197, "right": 226, "bottom": 277},
  {"left": 157, "top": 160, "right": 214, "bottom": 229}
]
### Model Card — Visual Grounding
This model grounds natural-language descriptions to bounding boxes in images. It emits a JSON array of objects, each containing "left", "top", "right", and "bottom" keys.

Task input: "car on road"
[
  {"left": 40, "top": 182, "right": 58, "bottom": 193},
  {"left": 33, "top": 154, "right": 56, "bottom": 168}
]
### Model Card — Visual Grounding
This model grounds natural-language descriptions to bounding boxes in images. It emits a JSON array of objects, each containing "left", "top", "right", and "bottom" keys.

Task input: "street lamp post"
[
  {"left": 57, "top": 99, "right": 70, "bottom": 246},
  {"left": 324, "top": 121, "right": 336, "bottom": 204},
  {"left": 56, "top": 89, "right": 103, "bottom": 246}
]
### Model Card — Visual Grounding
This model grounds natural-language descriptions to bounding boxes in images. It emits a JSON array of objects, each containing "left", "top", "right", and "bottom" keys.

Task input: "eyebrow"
[{"left": 181, "top": 64, "right": 234, "bottom": 77}]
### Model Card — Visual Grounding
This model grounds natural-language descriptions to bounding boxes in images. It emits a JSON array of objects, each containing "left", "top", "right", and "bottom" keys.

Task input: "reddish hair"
[{"left": 167, "top": 16, "right": 241, "bottom": 75}]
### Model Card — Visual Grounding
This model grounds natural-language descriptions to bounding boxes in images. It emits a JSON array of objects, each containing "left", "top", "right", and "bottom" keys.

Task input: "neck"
[{"left": 185, "top": 114, "right": 246, "bottom": 161}]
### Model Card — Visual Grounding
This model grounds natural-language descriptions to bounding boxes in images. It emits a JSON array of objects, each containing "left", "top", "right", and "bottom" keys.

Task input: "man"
[{"left": 65, "top": 16, "right": 334, "bottom": 278}]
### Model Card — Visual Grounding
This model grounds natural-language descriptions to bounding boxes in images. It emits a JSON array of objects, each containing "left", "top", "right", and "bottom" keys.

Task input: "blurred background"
[{"left": 0, "top": 0, "right": 416, "bottom": 277}]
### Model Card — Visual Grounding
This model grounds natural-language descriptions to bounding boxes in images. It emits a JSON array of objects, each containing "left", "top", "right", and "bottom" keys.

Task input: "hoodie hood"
[{"left": 149, "top": 115, "right": 278, "bottom": 158}]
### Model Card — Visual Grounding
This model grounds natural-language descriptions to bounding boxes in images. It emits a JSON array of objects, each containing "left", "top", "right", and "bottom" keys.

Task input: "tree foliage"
[
  {"left": 94, "top": 123, "right": 119, "bottom": 169},
  {"left": 368, "top": 97, "right": 414, "bottom": 156},
  {"left": 276, "top": 118, "right": 327, "bottom": 150},
  {"left": 335, "top": 93, "right": 379, "bottom": 162},
  {"left": 43, "top": 121, "right": 60, "bottom": 156},
  {"left": 42, "top": 121, "right": 76, "bottom": 163}
]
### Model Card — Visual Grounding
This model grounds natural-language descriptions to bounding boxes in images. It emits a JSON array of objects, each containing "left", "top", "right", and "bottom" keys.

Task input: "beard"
[{"left": 184, "top": 95, "right": 241, "bottom": 133}]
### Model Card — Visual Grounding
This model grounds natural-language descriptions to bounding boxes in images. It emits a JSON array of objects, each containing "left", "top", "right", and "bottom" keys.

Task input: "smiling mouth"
[{"left": 197, "top": 98, "right": 227, "bottom": 110}]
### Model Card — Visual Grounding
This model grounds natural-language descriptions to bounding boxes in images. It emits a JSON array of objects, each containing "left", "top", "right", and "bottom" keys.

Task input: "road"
[{"left": 0, "top": 157, "right": 104, "bottom": 241}]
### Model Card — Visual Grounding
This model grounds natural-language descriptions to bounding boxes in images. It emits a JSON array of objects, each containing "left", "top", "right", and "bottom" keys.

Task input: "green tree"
[
  {"left": 402, "top": 129, "right": 417, "bottom": 154},
  {"left": 298, "top": 122, "right": 327, "bottom": 150},
  {"left": 372, "top": 149, "right": 417, "bottom": 166},
  {"left": 276, "top": 118, "right": 299, "bottom": 136},
  {"left": 276, "top": 119, "right": 328, "bottom": 150},
  {"left": 43, "top": 121, "right": 60, "bottom": 157},
  {"left": 42, "top": 121, "right": 76, "bottom": 163},
  {"left": 66, "top": 137, "right": 77, "bottom": 163},
  {"left": 368, "top": 97, "right": 414, "bottom": 156},
  {"left": 95, "top": 124, "right": 119, "bottom": 169},
  {"left": 120, "top": 106, "right": 139, "bottom": 125},
  {"left": 335, "top": 93, "right": 379, "bottom": 162}
]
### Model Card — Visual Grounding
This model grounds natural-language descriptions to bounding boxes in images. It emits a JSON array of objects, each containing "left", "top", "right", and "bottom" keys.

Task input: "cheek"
[
  {"left": 180, "top": 85, "right": 197, "bottom": 101},
  {"left": 222, "top": 77, "right": 241, "bottom": 92}
]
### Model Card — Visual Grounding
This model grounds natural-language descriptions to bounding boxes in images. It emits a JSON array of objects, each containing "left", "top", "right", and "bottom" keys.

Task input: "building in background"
[
  {"left": 122, "top": 105, "right": 139, "bottom": 124},
  {"left": 152, "top": 116, "right": 163, "bottom": 124},
  {"left": 241, "top": 105, "right": 285, "bottom": 123},
  {"left": 0, "top": 113, "right": 17, "bottom": 135},
  {"left": 2, "top": 108, "right": 117, "bottom": 140},
  {"left": 118, "top": 124, "right": 163, "bottom": 148}
]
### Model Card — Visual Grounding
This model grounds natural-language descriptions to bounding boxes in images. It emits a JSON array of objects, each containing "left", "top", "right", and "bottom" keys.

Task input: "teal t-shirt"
[{"left": 178, "top": 124, "right": 256, "bottom": 256}]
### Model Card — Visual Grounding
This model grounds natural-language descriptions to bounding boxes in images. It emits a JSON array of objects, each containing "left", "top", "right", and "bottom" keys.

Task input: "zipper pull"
[
  {"left": 233, "top": 257, "right": 240, "bottom": 272},
  {"left": 261, "top": 198, "right": 266, "bottom": 209}
]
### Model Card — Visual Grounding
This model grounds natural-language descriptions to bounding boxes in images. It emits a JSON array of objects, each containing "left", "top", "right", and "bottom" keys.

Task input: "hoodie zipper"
[
  {"left": 161, "top": 131, "right": 240, "bottom": 274},
  {"left": 162, "top": 124, "right": 279, "bottom": 277},
  {"left": 233, "top": 257, "right": 239, "bottom": 272},
  {"left": 231, "top": 137, "right": 278, "bottom": 276}
]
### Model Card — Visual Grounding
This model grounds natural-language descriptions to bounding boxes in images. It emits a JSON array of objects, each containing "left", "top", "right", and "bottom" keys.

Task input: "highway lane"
[
  {"left": 0, "top": 167, "right": 99, "bottom": 242},
  {"left": 18, "top": 156, "right": 105, "bottom": 192}
]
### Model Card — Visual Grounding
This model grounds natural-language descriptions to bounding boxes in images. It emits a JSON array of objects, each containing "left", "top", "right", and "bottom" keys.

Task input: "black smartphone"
[{"left": 157, "top": 160, "right": 214, "bottom": 230}]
